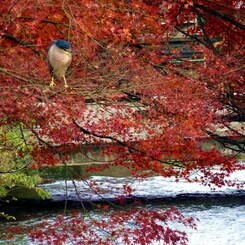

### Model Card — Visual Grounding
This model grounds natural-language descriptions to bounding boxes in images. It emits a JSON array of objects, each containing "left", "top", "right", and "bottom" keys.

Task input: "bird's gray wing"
[{"left": 47, "top": 45, "right": 54, "bottom": 76}]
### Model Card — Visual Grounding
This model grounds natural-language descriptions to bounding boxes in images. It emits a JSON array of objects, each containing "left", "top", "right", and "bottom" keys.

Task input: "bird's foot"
[{"left": 49, "top": 81, "right": 56, "bottom": 87}]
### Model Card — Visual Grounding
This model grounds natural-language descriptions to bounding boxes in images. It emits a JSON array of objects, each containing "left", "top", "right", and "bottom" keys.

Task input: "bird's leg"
[
  {"left": 49, "top": 77, "right": 56, "bottom": 87},
  {"left": 63, "top": 76, "right": 69, "bottom": 88}
]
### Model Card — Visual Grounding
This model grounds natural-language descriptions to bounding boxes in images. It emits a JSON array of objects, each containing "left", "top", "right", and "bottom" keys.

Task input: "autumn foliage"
[{"left": 0, "top": 0, "right": 244, "bottom": 244}]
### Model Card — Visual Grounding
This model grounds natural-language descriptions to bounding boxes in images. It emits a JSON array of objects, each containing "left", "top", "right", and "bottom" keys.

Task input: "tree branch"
[
  {"left": 0, "top": 67, "right": 33, "bottom": 84},
  {"left": 206, "top": 130, "right": 245, "bottom": 154},
  {"left": 193, "top": 8, "right": 221, "bottom": 57},
  {"left": 1, "top": 34, "right": 34, "bottom": 47},
  {"left": 193, "top": 3, "right": 245, "bottom": 31},
  {"left": 72, "top": 119, "right": 184, "bottom": 167}
]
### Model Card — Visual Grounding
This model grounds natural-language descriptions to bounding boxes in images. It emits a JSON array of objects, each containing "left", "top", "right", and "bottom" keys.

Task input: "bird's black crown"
[{"left": 54, "top": 40, "right": 71, "bottom": 50}]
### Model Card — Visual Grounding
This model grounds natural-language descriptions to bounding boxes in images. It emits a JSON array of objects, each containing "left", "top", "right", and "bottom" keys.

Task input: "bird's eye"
[{"left": 64, "top": 49, "right": 71, "bottom": 53}]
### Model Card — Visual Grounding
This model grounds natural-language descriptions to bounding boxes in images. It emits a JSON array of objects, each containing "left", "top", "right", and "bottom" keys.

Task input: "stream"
[{"left": 0, "top": 167, "right": 244, "bottom": 245}]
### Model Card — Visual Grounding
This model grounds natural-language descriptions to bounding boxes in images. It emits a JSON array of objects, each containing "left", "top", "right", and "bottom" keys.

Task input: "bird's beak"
[
  {"left": 64, "top": 48, "right": 76, "bottom": 56},
  {"left": 65, "top": 49, "right": 74, "bottom": 55}
]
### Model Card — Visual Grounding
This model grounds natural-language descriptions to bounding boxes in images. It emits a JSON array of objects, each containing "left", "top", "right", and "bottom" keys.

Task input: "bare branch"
[{"left": 193, "top": 3, "right": 245, "bottom": 31}]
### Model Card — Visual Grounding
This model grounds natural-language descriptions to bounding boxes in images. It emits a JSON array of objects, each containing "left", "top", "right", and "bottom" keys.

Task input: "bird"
[{"left": 47, "top": 39, "right": 73, "bottom": 87}]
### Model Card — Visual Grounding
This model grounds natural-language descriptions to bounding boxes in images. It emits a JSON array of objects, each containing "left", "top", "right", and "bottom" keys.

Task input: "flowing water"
[{"left": 0, "top": 168, "right": 244, "bottom": 245}]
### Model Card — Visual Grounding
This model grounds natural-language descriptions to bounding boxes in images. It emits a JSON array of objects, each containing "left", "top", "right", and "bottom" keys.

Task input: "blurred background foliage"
[{"left": 0, "top": 124, "right": 50, "bottom": 220}]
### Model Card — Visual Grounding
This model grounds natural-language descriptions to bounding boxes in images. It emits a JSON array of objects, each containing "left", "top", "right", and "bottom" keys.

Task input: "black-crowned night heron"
[{"left": 47, "top": 39, "right": 73, "bottom": 87}]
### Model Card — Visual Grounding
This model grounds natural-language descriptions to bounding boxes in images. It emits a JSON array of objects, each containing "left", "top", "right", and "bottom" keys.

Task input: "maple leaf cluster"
[{"left": 28, "top": 208, "right": 196, "bottom": 245}]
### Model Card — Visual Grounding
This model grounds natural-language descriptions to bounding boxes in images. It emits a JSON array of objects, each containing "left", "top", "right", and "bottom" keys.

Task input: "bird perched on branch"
[{"left": 47, "top": 39, "right": 73, "bottom": 87}]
